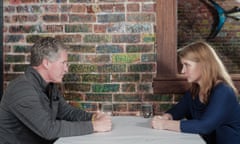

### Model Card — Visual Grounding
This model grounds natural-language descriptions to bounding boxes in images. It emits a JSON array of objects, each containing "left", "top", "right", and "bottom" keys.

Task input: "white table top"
[{"left": 55, "top": 116, "right": 205, "bottom": 144}]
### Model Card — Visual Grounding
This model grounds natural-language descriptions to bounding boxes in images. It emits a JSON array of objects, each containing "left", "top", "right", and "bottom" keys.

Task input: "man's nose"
[{"left": 64, "top": 65, "right": 69, "bottom": 73}]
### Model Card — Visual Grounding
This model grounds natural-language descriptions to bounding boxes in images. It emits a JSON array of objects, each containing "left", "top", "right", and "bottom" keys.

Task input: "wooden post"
[
  {"left": 153, "top": 0, "right": 190, "bottom": 94},
  {"left": 155, "top": 0, "right": 177, "bottom": 76}
]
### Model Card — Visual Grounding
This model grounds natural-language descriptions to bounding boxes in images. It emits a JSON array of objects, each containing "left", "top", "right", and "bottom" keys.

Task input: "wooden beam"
[{"left": 155, "top": 0, "right": 177, "bottom": 76}]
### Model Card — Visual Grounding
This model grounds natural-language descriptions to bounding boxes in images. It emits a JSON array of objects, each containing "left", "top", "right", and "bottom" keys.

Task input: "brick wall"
[
  {"left": 3, "top": 0, "right": 240, "bottom": 115},
  {"left": 178, "top": 0, "right": 240, "bottom": 73}
]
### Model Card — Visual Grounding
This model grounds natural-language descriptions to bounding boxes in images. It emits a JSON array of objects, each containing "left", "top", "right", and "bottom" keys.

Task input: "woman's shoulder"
[
  {"left": 214, "top": 82, "right": 233, "bottom": 92},
  {"left": 212, "top": 82, "right": 237, "bottom": 100}
]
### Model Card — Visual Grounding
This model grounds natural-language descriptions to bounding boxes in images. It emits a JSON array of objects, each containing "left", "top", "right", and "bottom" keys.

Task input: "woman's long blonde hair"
[{"left": 178, "top": 41, "right": 238, "bottom": 103}]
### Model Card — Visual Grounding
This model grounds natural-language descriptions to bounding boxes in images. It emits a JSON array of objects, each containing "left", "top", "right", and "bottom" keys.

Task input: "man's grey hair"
[{"left": 30, "top": 37, "right": 67, "bottom": 66}]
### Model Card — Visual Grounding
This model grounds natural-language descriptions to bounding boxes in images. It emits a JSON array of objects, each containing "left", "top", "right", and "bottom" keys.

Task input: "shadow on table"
[{"left": 135, "top": 118, "right": 152, "bottom": 129}]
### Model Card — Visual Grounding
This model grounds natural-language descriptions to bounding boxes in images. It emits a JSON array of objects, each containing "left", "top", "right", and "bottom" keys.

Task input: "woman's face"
[{"left": 180, "top": 58, "right": 202, "bottom": 84}]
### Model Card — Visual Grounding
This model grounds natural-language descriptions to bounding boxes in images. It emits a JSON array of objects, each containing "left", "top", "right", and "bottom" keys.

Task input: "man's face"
[{"left": 47, "top": 50, "right": 68, "bottom": 83}]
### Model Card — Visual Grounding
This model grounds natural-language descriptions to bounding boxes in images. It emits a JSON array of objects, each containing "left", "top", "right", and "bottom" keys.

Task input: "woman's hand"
[
  {"left": 151, "top": 113, "right": 180, "bottom": 132},
  {"left": 151, "top": 115, "right": 166, "bottom": 130}
]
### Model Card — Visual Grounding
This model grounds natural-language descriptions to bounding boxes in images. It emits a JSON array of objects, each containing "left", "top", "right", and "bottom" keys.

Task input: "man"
[{"left": 0, "top": 37, "right": 112, "bottom": 144}]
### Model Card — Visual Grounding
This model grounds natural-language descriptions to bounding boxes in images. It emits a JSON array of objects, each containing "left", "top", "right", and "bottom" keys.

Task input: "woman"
[{"left": 151, "top": 41, "right": 240, "bottom": 144}]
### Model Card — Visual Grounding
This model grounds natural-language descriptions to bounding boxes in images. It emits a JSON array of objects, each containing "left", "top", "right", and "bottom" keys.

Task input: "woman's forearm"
[
  {"left": 163, "top": 120, "right": 181, "bottom": 132},
  {"left": 152, "top": 115, "right": 181, "bottom": 132}
]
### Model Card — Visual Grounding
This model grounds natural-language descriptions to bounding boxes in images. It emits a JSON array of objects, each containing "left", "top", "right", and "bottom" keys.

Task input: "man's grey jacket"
[{"left": 0, "top": 67, "right": 94, "bottom": 144}]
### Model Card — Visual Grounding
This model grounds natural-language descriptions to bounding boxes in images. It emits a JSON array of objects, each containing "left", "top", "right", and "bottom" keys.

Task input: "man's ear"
[{"left": 42, "top": 59, "right": 49, "bottom": 69}]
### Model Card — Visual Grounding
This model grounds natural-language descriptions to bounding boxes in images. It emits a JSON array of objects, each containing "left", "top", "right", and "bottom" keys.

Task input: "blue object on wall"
[{"left": 208, "top": 0, "right": 240, "bottom": 39}]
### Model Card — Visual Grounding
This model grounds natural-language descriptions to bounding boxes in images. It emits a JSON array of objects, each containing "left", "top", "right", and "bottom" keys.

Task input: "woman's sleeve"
[
  {"left": 180, "top": 85, "right": 237, "bottom": 134},
  {"left": 166, "top": 92, "right": 191, "bottom": 120}
]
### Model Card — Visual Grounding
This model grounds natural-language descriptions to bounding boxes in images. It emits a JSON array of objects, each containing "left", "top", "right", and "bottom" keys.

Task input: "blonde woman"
[{"left": 151, "top": 41, "right": 240, "bottom": 144}]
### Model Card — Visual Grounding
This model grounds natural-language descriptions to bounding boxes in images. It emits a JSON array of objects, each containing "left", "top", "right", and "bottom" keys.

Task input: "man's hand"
[{"left": 92, "top": 112, "right": 112, "bottom": 132}]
